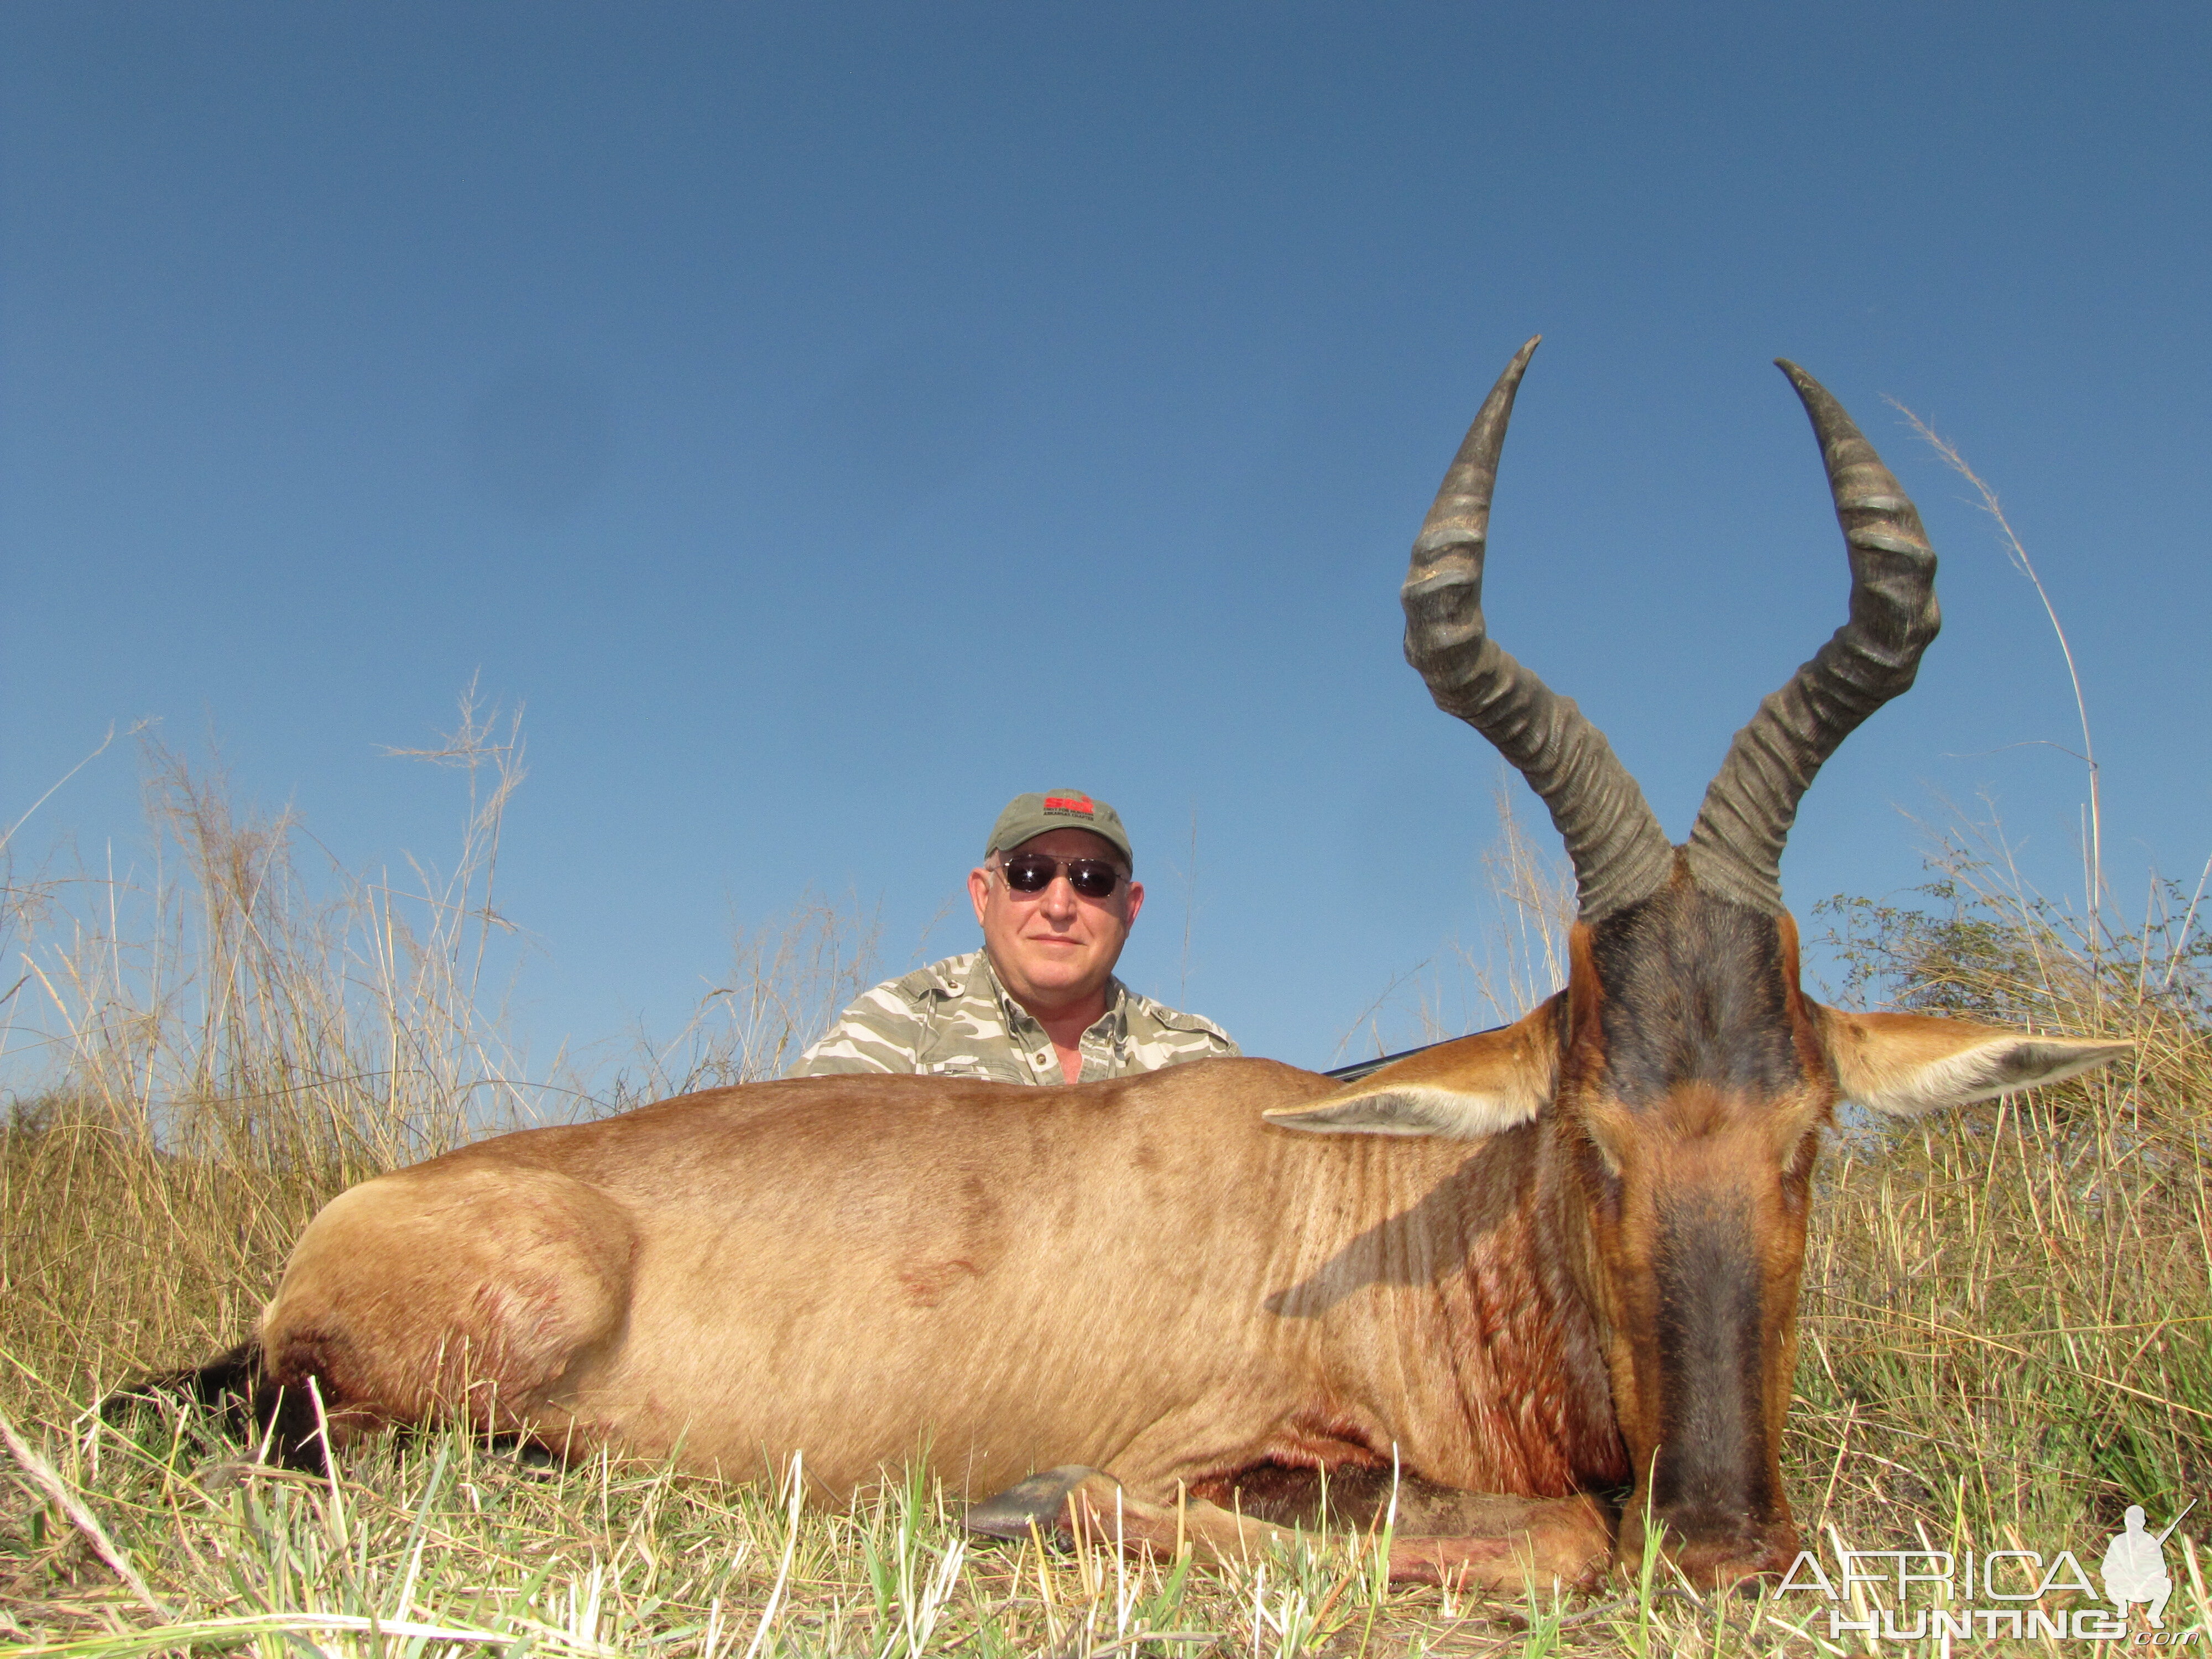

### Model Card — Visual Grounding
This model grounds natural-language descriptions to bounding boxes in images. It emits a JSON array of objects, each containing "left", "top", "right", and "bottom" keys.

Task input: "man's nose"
[{"left": 1039, "top": 877, "right": 1079, "bottom": 919}]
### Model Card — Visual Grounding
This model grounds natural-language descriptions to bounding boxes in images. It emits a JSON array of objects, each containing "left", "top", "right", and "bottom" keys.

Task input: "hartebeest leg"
[{"left": 967, "top": 1468, "right": 1610, "bottom": 1592}]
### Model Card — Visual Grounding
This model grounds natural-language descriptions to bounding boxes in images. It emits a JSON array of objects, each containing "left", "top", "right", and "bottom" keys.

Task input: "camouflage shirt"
[{"left": 789, "top": 950, "right": 1239, "bottom": 1084}]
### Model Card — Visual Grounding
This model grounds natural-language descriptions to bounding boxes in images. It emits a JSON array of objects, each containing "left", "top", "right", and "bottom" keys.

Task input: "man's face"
[{"left": 968, "top": 828, "right": 1145, "bottom": 1018}]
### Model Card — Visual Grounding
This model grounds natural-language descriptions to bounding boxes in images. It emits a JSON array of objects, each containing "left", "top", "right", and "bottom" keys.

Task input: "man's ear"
[
  {"left": 1265, "top": 1000, "right": 1558, "bottom": 1140},
  {"left": 1823, "top": 1008, "right": 2131, "bottom": 1118}
]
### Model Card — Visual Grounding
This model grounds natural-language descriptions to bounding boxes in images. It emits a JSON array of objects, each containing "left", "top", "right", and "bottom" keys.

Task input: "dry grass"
[
  {"left": 3, "top": 690, "right": 2209, "bottom": 1653},
  {"left": 1329, "top": 778, "right": 1572, "bottom": 1065},
  {"left": 2, "top": 697, "right": 541, "bottom": 1416},
  {"left": 1797, "top": 817, "right": 2212, "bottom": 1541}
]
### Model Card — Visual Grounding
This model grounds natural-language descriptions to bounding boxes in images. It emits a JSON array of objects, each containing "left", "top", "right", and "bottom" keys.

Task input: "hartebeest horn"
[
  {"left": 1682, "top": 363, "right": 1942, "bottom": 914},
  {"left": 1403, "top": 337, "right": 1676, "bottom": 921}
]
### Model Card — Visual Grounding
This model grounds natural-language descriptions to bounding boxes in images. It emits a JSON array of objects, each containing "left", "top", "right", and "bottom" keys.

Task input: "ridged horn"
[
  {"left": 1403, "top": 337, "right": 1675, "bottom": 922},
  {"left": 1683, "top": 362, "right": 1940, "bottom": 914}
]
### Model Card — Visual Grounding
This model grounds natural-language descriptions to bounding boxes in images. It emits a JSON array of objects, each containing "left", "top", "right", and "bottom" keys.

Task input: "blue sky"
[{"left": 4, "top": 3, "right": 2207, "bottom": 1077}]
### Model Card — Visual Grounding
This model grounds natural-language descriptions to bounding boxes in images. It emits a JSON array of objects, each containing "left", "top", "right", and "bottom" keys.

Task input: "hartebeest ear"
[
  {"left": 1822, "top": 1008, "right": 2131, "bottom": 1118},
  {"left": 1266, "top": 1001, "right": 1558, "bottom": 1140}
]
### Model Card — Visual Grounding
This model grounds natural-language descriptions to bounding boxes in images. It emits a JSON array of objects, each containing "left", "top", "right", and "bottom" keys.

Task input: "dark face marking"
[
  {"left": 1589, "top": 888, "right": 1802, "bottom": 1109},
  {"left": 1647, "top": 1196, "right": 1776, "bottom": 1533}
]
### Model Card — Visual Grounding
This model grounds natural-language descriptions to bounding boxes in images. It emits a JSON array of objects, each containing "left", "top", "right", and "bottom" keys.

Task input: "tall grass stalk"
[
  {"left": 1892, "top": 399, "right": 2106, "bottom": 933},
  {"left": 1331, "top": 775, "right": 1573, "bottom": 1062},
  {"left": 609, "top": 893, "right": 883, "bottom": 1105}
]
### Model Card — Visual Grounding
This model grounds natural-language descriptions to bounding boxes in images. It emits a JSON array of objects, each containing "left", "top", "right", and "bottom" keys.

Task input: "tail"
[
  {"left": 101, "top": 1337, "right": 265, "bottom": 1423},
  {"left": 100, "top": 1339, "right": 329, "bottom": 1473}
]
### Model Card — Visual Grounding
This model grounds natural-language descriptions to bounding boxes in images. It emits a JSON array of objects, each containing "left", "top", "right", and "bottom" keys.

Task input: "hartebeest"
[{"left": 128, "top": 340, "right": 2124, "bottom": 1590}]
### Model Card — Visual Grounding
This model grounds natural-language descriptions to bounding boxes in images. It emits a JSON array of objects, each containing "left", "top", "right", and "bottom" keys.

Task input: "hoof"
[{"left": 964, "top": 1465, "right": 1115, "bottom": 1540}]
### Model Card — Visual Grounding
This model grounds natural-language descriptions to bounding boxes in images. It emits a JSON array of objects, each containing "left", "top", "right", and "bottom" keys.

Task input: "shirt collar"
[{"left": 974, "top": 950, "right": 1128, "bottom": 1045}]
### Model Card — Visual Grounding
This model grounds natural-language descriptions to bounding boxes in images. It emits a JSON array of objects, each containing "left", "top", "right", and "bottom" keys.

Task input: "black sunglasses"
[{"left": 998, "top": 851, "right": 1128, "bottom": 900}]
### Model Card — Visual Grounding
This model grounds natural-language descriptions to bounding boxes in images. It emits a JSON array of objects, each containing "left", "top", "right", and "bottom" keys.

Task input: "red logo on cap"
[{"left": 1044, "top": 794, "right": 1095, "bottom": 816}]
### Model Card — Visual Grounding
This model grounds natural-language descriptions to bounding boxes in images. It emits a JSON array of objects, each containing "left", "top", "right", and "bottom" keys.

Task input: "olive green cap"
[{"left": 984, "top": 790, "right": 1134, "bottom": 869}]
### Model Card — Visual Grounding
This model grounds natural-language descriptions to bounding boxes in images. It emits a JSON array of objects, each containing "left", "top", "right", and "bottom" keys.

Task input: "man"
[
  {"left": 2101, "top": 1505, "right": 2176, "bottom": 1627},
  {"left": 791, "top": 789, "right": 1238, "bottom": 1084}
]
